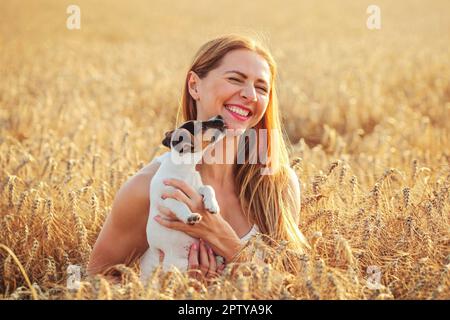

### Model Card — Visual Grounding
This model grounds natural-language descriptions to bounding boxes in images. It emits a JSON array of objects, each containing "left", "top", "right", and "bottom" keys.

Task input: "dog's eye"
[{"left": 211, "top": 136, "right": 216, "bottom": 142}]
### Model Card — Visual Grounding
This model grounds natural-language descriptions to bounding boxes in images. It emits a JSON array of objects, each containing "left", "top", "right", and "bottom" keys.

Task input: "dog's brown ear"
[{"left": 162, "top": 130, "right": 174, "bottom": 148}]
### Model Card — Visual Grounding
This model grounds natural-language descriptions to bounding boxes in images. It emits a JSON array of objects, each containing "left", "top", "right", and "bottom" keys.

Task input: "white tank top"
[{"left": 150, "top": 152, "right": 259, "bottom": 243}]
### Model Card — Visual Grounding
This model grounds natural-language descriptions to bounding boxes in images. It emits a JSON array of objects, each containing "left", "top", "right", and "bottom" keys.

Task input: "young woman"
[{"left": 87, "top": 34, "right": 309, "bottom": 282}]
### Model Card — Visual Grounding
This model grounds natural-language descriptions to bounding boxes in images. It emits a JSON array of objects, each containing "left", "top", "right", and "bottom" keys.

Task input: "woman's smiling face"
[{"left": 188, "top": 49, "right": 272, "bottom": 132}]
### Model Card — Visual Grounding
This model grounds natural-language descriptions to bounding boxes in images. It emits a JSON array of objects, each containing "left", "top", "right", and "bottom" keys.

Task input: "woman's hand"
[
  {"left": 153, "top": 178, "right": 243, "bottom": 264},
  {"left": 187, "top": 239, "right": 226, "bottom": 282},
  {"left": 157, "top": 239, "right": 226, "bottom": 283}
]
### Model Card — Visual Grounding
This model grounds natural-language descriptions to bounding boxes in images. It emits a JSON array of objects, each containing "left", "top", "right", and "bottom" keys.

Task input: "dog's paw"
[
  {"left": 187, "top": 213, "right": 202, "bottom": 225},
  {"left": 215, "top": 255, "right": 225, "bottom": 266},
  {"left": 203, "top": 196, "right": 220, "bottom": 214},
  {"left": 198, "top": 185, "right": 220, "bottom": 214}
]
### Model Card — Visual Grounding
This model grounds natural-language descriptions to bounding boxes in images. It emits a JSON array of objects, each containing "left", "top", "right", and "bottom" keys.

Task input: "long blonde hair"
[{"left": 176, "top": 34, "right": 309, "bottom": 257}]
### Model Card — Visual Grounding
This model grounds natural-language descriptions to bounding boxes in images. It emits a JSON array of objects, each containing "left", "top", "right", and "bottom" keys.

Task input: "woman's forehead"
[{"left": 216, "top": 49, "right": 271, "bottom": 83}]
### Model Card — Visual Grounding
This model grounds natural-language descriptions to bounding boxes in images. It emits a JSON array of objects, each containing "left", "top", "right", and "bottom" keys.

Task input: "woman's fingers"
[
  {"left": 206, "top": 245, "right": 217, "bottom": 278},
  {"left": 153, "top": 215, "right": 187, "bottom": 232},
  {"left": 163, "top": 179, "right": 201, "bottom": 202},
  {"left": 157, "top": 205, "right": 177, "bottom": 220},
  {"left": 161, "top": 187, "right": 194, "bottom": 209},
  {"left": 188, "top": 242, "right": 201, "bottom": 280},
  {"left": 186, "top": 241, "right": 226, "bottom": 284},
  {"left": 198, "top": 239, "right": 209, "bottom": 277}
]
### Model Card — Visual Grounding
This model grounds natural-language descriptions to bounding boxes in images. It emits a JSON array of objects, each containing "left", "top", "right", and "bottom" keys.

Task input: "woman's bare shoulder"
[
  {"left": 137, "top": 158, "right": 163, "bottom": 175},
  {"left": 109, "top": 161, "right": 162, "bottom": 226},
  {"left": 123, "top": 161, "right": 161, "bottom": 198}
]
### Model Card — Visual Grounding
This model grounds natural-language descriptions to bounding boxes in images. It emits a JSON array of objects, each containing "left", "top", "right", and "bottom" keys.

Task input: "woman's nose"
[{"left": 240, "top": 85, "right": 257, "bottom": 102}]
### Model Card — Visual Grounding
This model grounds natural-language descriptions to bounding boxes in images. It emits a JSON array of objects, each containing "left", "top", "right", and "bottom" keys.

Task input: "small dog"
[{"left": 140, "top": 115, "right": 227, "bottom": 281}]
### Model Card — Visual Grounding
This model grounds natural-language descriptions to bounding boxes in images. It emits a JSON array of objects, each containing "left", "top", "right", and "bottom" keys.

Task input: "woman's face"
[{"left": 188, "top": 49, "right": 272, "bottom": 132}]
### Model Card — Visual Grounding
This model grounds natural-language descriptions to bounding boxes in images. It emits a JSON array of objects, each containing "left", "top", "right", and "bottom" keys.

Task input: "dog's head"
[{"left": 162, "top": 115, "right": 227, "bottom": 155}]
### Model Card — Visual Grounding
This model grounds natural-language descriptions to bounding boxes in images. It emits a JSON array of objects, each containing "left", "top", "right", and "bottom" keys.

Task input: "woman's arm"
[{"left": 86, "top": 161, "right": 161, "bottom": 276}]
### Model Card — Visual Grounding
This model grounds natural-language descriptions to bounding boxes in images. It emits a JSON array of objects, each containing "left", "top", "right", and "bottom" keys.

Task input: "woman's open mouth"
[{"left": 224, "top": 104, "right": 252, "bottom": 122}]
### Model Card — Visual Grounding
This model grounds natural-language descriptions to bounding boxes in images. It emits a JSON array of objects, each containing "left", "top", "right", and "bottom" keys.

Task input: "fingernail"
[
  {"left": 192, "top": 243, "right": 197, "bottom": 250},
  {"left": 163, "top": 179, "right": 169, "bottom": 184},
  {"left": 154, "top": 215, "right": 160, "bottom": 220},
  {"left": 208, "top": 247, "right": 213, "bottom": 254}
]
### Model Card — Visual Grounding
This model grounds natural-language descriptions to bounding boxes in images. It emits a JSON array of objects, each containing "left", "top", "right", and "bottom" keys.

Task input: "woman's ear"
[
  {"left": 162, "top": 130, "right": 174, "bottom": 148},
  {"left": 187, "top": 71, "right": 200, "bottom": 101}
]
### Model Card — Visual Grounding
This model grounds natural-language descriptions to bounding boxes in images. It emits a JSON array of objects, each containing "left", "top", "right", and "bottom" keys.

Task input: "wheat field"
[{"left": 0, "top": 0, "right": 449, "bottom": 300}]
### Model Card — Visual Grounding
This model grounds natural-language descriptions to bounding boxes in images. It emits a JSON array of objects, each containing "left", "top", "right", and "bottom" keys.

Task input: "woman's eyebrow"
[{"left": 224, "top": 70, "right": 269, "bottom": 86}]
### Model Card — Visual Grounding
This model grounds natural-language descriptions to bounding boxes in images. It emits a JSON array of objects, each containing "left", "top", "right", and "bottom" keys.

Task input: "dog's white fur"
[{"left": 140, "top": 122, "right": 224, "bottom": 282}]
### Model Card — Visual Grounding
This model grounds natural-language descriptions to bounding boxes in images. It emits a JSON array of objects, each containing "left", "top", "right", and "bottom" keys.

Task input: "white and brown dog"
[{"left": 140, "top": 115, "right": 227, "bottom": 281}]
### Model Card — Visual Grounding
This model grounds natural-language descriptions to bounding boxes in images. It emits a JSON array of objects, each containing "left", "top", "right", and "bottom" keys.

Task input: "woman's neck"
[
  {"left": 197, "top": 162, "right": 235, "bottom": 188},
  {"left": 196, "top": 135, "right": 239, "bottom": 188}
]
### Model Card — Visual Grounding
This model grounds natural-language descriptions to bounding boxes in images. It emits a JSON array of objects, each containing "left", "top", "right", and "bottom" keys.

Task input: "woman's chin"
[
  {"left": 224, "top": 124, "right": 248, "bottom": 136},
  {"left": 223, "top": 118, "right": 252, "bottom": 135}
]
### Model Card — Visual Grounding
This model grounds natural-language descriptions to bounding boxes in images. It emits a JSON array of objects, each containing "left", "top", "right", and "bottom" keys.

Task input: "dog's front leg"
[
  {"left": 160, "top": 198, "right": 201, "bottom": 224},
  {"left": 198, "top": 185, "right": 220, "bottom": 214}
]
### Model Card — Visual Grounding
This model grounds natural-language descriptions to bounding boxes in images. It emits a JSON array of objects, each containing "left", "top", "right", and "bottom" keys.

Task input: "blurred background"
[{"left": 2, "top": 0, "right": 448, "bottom": 155}]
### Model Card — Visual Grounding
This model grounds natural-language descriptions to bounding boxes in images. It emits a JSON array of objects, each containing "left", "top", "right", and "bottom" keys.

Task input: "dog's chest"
[{"left": 155, "top": 162, "right": 203, "bottom": 189}]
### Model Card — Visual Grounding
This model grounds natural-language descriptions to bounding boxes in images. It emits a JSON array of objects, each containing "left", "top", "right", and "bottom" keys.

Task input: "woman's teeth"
[{"left": 224, "top": 105, "right": 250, "bottom": 117}]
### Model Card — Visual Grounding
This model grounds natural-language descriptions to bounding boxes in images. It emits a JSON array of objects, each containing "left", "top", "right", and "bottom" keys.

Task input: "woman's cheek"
[{"left": 255, "top": 102, "right": 268, "bottom": 120}]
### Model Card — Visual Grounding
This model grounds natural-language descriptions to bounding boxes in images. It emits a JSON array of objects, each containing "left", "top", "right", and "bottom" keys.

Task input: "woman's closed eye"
[
  {"left": 256, "top": 86, "right": 268, "bottom": 94},
  {"left": 228, "top": 77, "right": 243, "bottom": 83},
  {"left": 228, "top": 77, "right": 268, "bottom": 94}
]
